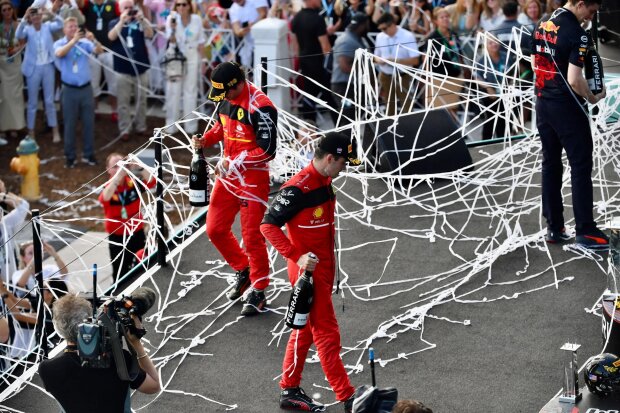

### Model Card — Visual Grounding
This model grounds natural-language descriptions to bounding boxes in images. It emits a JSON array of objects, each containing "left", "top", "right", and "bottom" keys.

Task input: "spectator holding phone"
[
  {"left": 228, "top": 0, "right": 267, "bottom": 67},
  {"left": 11, "top": 241, "right": 68, "bottom": 299},
  {"left": 99, "top": 152, "right": 155, "bottom": 286},
  {"left": 77, "top": 0, "right": 121, "bottom": 118},
  {"left": 0, "top": 179, "right": 29, "bottom": 284},
  {"left": 164, "top": 0, "right": 205, "bottom": 134},
  {"left": 108, "top": 0, "right": 153, "bottom": 141},
  {"left": 54, "top": 16, "right": 101, "bottom": 168},
  {"left": 16, "top": 2, "right": 64, "bottom": 142}
]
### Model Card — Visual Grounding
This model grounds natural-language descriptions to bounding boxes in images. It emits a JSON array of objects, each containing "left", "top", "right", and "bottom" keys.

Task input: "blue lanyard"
[
  {"left": 93, "top": 1, "right": 106, "bottom": 18},
  {"left": 127, "top": 22, "right": 138, "bottom": 37},
  {"left": 118, "top": 189, "right": 127, "bottom": 206},
  {"left": 71, "top": 43, "right": 82, "bottom": 66}
]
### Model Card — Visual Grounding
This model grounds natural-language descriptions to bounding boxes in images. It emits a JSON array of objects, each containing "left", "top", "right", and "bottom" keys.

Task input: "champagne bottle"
[
  {"left": 585, "top": 30, "right": 604, "bottom": 95},
  {"left": 285, "top": 253, "right": 316, "bottom": 329},
  {"left": 189, "top": 148, "right": 209, "bottom": 207}
]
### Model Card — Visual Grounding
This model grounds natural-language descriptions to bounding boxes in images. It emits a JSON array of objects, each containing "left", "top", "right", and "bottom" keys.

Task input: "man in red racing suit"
[
  {"left": 261, "top": 133, "right": 357, "bottom": 413},
  {"left": 192, "top": 62, "right": 278, "bottom": 316}
]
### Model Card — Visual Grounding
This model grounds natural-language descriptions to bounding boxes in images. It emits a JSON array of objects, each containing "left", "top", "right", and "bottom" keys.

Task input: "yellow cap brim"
[
  {"left": 208, "top": 88, "right": 226, "bottom": 102},
  {"left": 347, "top": 156, "right": 361, "bottom": 166}
]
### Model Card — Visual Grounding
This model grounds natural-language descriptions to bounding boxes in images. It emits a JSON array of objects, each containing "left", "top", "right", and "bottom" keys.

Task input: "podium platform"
[{"left": 540, "top": 387, "right": 620, "bottom": 412}]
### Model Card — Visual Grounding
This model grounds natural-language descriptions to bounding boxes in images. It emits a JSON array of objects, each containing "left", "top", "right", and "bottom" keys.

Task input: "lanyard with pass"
[
  {"left": 118, "top": 190, "right": 128, "bottom": 220},
  {"left": 126, "top": 23, "right": 138, "bottom": 48},
  {"left": 93, "top": 2, "right": 106, "bottom": 31},
  {"left": 72, "top": 45, "right": 82, "bottom": 73}
]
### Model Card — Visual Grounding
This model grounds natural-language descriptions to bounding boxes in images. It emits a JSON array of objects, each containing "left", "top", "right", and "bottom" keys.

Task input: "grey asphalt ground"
[{"left": 2, "top": 139, "right": 616, "bottom": 413}]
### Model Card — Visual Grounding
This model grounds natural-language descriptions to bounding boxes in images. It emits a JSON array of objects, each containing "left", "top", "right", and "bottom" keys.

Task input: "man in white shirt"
[
  {"left": 374, "top": 12, "right": 420, "bottom": 115},
  {"left": 0, "top": 180, "right": 29, "bottom": 287},
  {"left": 228, "top": 0, "right": 268, "bottom": 68}
]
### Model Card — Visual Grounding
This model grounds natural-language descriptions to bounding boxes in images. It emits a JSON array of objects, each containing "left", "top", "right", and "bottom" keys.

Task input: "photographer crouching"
[{"left": 38, "top": 294, "right": 160, "bottom": 412}]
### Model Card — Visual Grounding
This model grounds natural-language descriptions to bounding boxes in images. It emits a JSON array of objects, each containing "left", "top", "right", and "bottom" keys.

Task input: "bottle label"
[
  {"left": 587, "top": 78, "right": 596, "bottom": 90},
  {"left": 293, "top": 312, "right": 308, "bottom": 326},
  {"left": 189, "top": 189, "right": 206, "bottom": 203}
]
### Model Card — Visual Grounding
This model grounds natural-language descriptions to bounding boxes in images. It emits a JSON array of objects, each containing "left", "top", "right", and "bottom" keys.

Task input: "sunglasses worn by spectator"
[{"left": 176, "top": 3, "right": 189, "bottom": 6}]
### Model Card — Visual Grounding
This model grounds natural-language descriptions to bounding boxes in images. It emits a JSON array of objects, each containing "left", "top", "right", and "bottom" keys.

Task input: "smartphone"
[
  {"left": 241, "top": 21, "right": 249, "bottom": 28},
  {"left": 171, "top": 17, "right": 176, "bottom": 24},
  {"left": 79, "top": 24, "right": 86, "bottom": 34},
  {"left": 29, "top": 7, "right": 38, "bottom": 15},
  {"left": 128, "top": 7, "right": 138, "bottom": 16}
]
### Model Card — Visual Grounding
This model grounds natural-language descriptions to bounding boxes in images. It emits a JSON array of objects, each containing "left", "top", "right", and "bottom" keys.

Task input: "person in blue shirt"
[
  {"left": 16, "top": 3, "right": 64, "bottom": 143},
  {"left": 54, "top": 16, "right": 102, "bottom": 168}
]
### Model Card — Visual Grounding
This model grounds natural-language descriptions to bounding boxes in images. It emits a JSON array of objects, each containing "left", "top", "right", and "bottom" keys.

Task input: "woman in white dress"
[{"left": 164, "top": 0, "right": 205, "bottom": 134}]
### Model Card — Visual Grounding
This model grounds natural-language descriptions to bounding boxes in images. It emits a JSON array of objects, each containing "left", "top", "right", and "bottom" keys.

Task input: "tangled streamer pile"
[{"left": 1, "top": 28, "right": 619, "bottom": 410}]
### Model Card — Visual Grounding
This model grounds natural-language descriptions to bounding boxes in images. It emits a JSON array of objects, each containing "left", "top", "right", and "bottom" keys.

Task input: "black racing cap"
[
  {"left": 208, "top": 62, "right": 245, "bottom": 102},
  {"left": 317, "top": 132, "right": 361, "bottom": 165}
]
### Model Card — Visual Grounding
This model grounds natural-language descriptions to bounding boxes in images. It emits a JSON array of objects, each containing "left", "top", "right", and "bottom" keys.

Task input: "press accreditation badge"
[
  {"left": 72, "top": 63, "right": 78, "bottom": 73},
  {"left": 96, "top": 18, "right": 103, "bottom": 31},
  {"left": 127, "top": 36, "right": 134, "bottom": 48}
]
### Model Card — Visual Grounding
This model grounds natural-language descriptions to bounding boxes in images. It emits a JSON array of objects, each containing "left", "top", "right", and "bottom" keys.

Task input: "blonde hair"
[{"left": 63, "top": 16, "right": 78, "bottom": 26}]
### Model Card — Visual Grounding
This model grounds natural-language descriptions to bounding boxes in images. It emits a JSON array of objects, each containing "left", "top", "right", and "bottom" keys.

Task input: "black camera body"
[{"left": 76, "top": 288, "right": 155, "bottom": 378}]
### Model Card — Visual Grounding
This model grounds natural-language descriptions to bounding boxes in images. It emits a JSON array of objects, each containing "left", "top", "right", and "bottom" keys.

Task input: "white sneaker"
[
  {"left": 52, "top": 130, "right": 61, "bottom": 143},
  {"left": 0, "top": 136, "right": 7, "bottom": 146}
]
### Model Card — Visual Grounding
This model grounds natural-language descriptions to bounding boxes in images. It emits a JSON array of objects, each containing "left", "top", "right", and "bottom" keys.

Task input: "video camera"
[{"left": 76, "top": 266, "right": 156, "bottom": 380}]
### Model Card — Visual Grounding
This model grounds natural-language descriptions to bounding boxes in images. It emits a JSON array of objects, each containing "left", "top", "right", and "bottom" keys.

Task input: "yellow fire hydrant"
[{"left": 10, "top": 135, "right": 41, "bottom": 201}]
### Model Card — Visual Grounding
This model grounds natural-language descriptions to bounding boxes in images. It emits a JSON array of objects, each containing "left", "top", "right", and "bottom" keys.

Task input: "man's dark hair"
[
  {"left": 502, "top": 1, "right": 519, "bottom": 17},
  {"left": 313, "top": 146, "right": 345, "bottom": 162},
  {"left": 314, "top": 147, "right": 328, "bottom": 160},
  {"left": 376, "top": 12, "right": 395, "bottom": 27},
  {"left": 392, "top": 399, "right": 434, "bottom": 413},
  {"left": 568, "top": 0, "right": 602, "bottom": 5}
]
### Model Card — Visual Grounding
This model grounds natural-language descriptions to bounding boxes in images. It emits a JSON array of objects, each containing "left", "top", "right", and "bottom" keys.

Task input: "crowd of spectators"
[
  {"left": 1, "top": 178, "right": 70, "bottom": 364},
  {"left": 0, "top": 0, "right": 548, "bottom": 150}
]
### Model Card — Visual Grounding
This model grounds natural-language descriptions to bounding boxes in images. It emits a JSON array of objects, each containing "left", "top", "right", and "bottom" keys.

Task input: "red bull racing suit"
[
  {"left": 531, "top": 8, "right": 596, "bottom": 235},
  {"left": 200, "top": 81, "right": 278, "bottom": 290}
]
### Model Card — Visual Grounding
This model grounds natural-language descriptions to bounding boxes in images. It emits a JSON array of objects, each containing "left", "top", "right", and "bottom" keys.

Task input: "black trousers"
[
  {"left": 108, "top": 229, "right": 146, "bottom": 284},
  {"left": 481, "top": 96, "right": 506, "bottom": 140},
  {"left": 536, "top": 98, "right": 595, "bottom": 234},
  {"left": 299, "top": 62, "right": 338, "bottom": 124}
]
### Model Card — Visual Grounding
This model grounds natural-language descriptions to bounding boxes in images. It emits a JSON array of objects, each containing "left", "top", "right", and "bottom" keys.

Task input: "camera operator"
[{"left": 39, "top": 295, "right": 160, "bottom": 412}]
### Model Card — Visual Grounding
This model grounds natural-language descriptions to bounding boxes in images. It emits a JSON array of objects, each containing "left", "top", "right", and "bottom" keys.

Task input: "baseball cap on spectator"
[
  {"left": 348, "top": 11, "right": 369, "bottom": 30},
  {"left": 208, "top": 62, "right": 245, "bottom": 102},
  {"left": 317, "top": 132, "right": 361, "bottom": 165}
]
